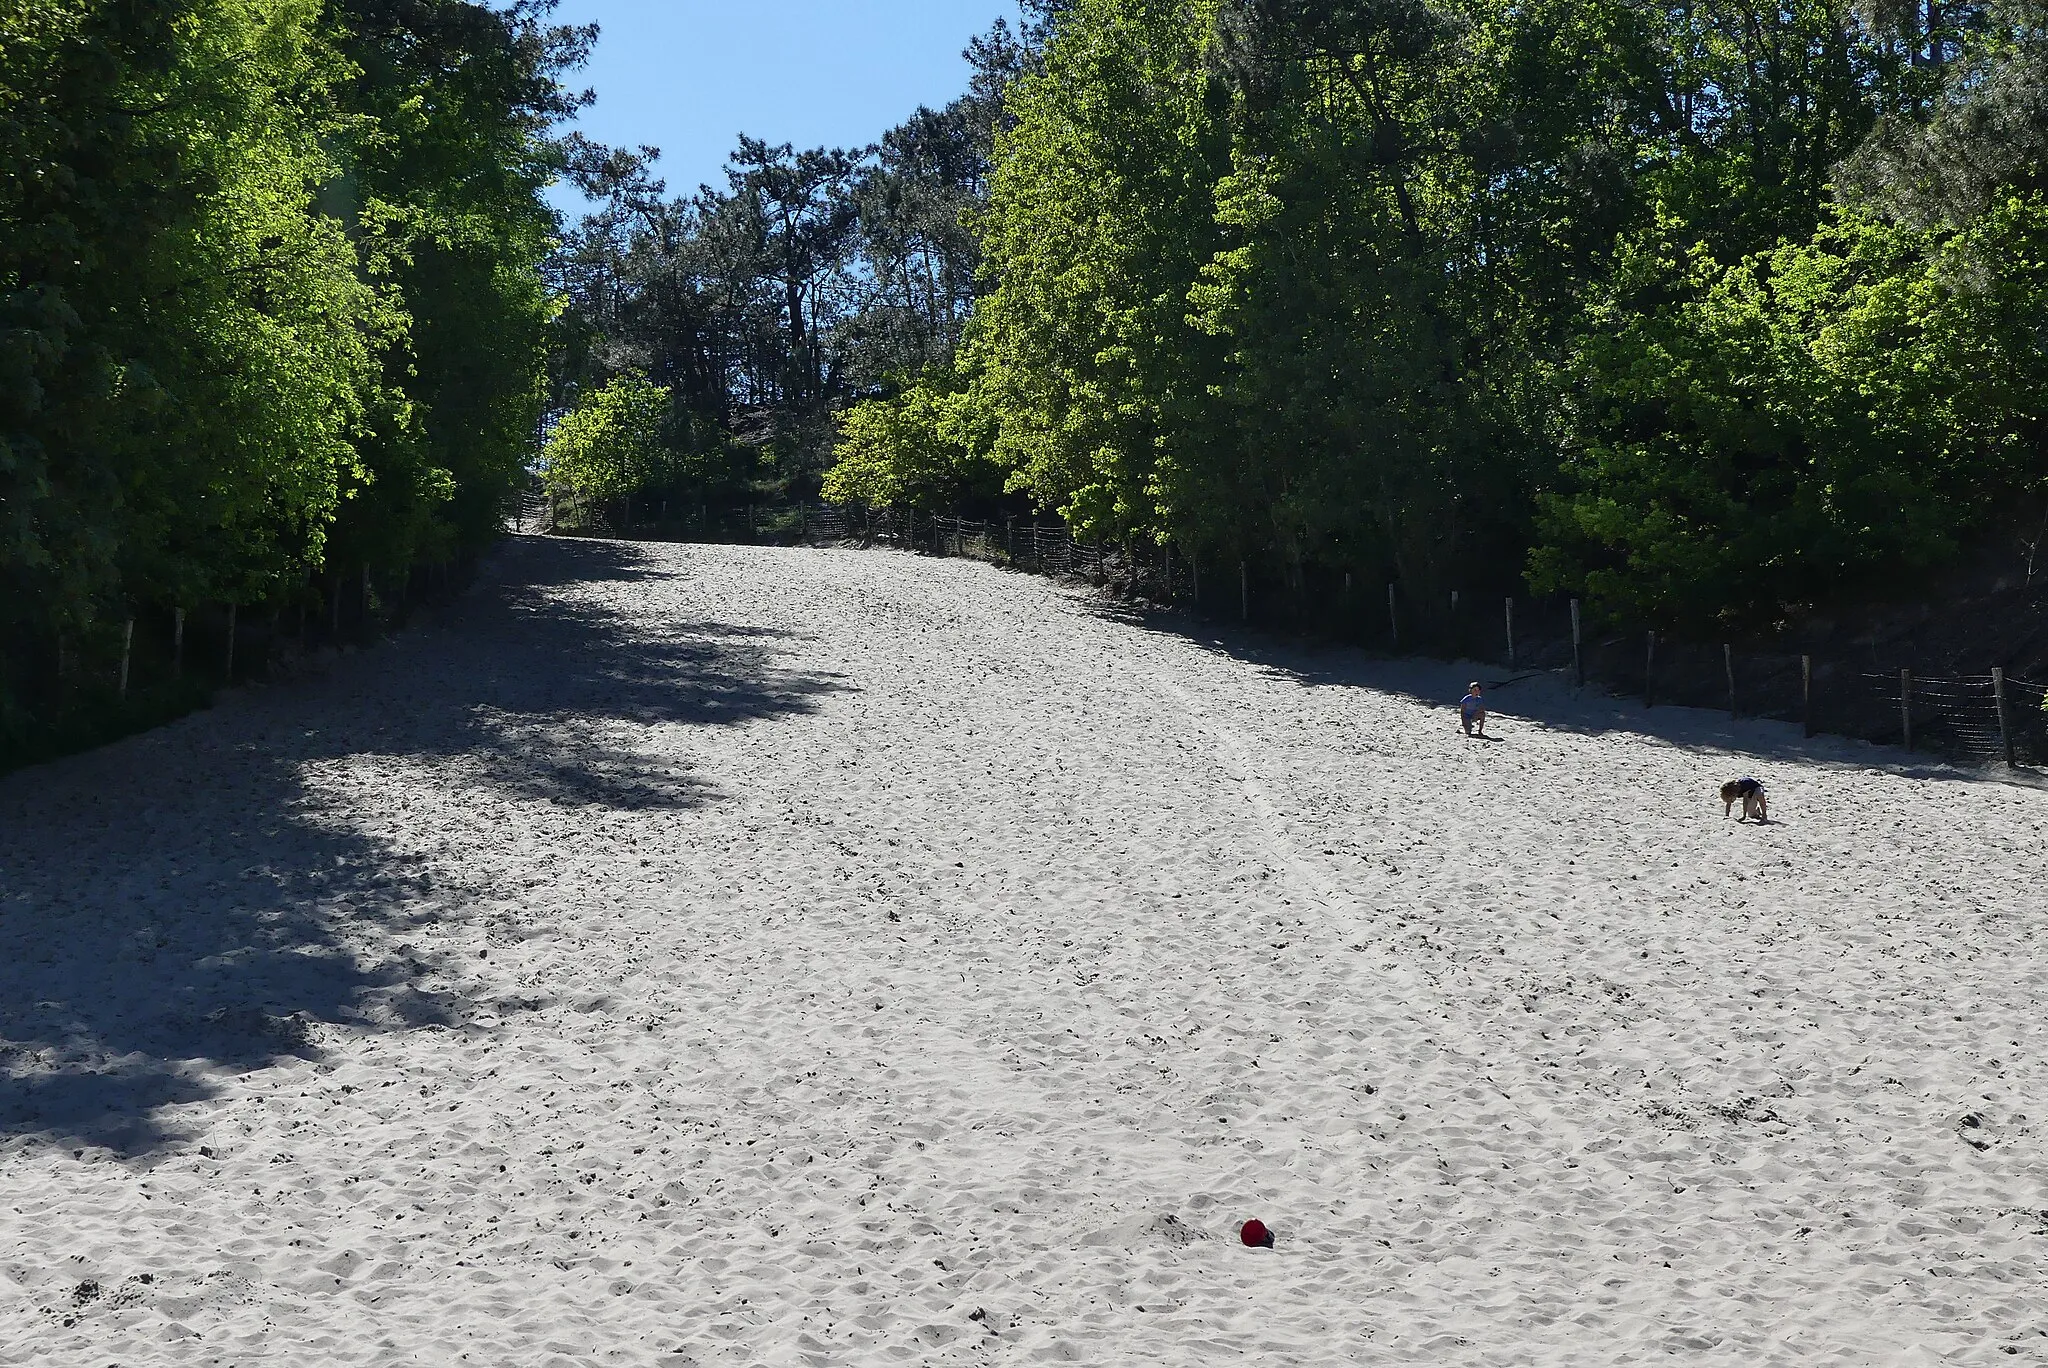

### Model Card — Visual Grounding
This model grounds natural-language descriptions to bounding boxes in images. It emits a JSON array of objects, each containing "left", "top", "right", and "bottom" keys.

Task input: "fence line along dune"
[{"left": 1, "top": 535, "right": 2042, "bottom": 1366}]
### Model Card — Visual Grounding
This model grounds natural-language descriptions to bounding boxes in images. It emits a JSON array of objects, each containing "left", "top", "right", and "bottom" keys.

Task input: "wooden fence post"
[
  {"left": 1724, "top": 643, "right": 1737, "bottom": 718},
  {"left": 1192, "top": 556, "right": 1200, "bottom": 605},
  {"left": 1802, "top": 655, "right": 1813, "bottom": 737},
  {"left": 1165, "top": 543, "right": 1174, "bottom": 600},
  {"left": 1007, "top": 517, "right": 1015, "bottom": 561},
  {"left": 1645, "top": 631, "right": 1657, "bottom": 709},
  {"left": 173, "top": 607, "right": 186, "bottom": 678},
  {"left": 224, "top": 603, "right": 238, "bottom": 681},
  {"left": 120, "top": 618, "right": 134, "bottom": 700},
  {"left": 1900, "top": 668, "right": 1913, "bottom": 751},
  {"left": 1993, "top": 667, "right": 2017, "bottom": 767},
  {"left": 1570, "top": 598, "right": 1582, "bottom": 688},
  {"left": 1388, "top": 584, "right": 1399, "bottom": 647},
  {"left": 1239, "top": 562, "right": 1248, "bottom": 622},
  {"left": 1505, "top": 597, "right": 1515, "bottom": 667}
]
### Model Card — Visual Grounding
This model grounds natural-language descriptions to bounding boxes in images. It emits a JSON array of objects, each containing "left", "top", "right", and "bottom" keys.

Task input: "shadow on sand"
[
  {"left": 0, "top": 536, "right": 845, "bottom": 1156},
  {"left": 1086, "top": 598, "right": 2044, "bottom": 791}
]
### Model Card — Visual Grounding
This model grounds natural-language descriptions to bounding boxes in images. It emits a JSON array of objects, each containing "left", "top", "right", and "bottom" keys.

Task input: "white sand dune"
[{"left": 2, "top": 535, "right": 2043, "bottom": 1366}]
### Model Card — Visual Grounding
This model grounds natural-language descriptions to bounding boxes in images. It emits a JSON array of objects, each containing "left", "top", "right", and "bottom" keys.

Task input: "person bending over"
[
  {"left": 1720, "top": 776, "right": 1768, "bottom": 822},
  {"left": 1460, "top": 682, "right": 1487, "bottom": 738}
]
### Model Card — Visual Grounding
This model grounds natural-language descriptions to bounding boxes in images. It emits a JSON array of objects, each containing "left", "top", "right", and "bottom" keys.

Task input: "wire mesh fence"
[
  {"left": 1860, "top": 670, "right": 2048, "bottom": 766},
  {"left": 513, "top": 488, "right": 550, "bottom": 534}
]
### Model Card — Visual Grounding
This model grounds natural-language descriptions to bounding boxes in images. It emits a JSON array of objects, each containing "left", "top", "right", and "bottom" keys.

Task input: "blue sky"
[{"left": 546, "top": 1, "right": 1021, "bottom": 214}]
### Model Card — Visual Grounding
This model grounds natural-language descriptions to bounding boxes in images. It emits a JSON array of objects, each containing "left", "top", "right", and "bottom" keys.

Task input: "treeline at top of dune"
[
  {"left": 547, "top": 2, "right": 2048, "bottom": 639},
  {"left": 817, "top": 0, "right": 2048, "bottom": 635},
  {"left": 0, "top": 0, "right": 597, "bottom": 747}
]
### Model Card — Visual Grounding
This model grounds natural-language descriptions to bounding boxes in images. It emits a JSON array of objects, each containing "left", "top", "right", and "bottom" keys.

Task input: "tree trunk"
[{"left": 785, "top": 277, "right": 809, "bottom": 405}]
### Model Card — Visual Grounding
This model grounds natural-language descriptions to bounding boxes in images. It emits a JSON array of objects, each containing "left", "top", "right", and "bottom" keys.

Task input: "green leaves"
[
  {"left": 541, "top": 375, "right": 673, "bottom": 502},
  {"left": 823, "top": 373, "right": 1005, "bottom": 511},
  {"left": 0, "top": 0, "right": 384, "bottom": 624},
  {"left": 961, "top": 0, "right": 1225, "bottom": 539},
  {"left": 1, "top": 0, "right": 579, "bottom": 739},
  {"left": 1534, "top": 192, "right": 2048, "bottom": 629},
  {"left": 856, "top": 0, "right": 1650, "bottom": 593},
  {"left": 322, "top": 0, "right": 578, "bottom": 570},
  {"left": 921, "top": 0, "right": 2048, "bottom": 633}
]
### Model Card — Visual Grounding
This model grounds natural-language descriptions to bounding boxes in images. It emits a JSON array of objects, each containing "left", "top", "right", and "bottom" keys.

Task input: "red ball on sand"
[{"left": 1240, "top": 1219, "right": 1274, "bottom": 1249}]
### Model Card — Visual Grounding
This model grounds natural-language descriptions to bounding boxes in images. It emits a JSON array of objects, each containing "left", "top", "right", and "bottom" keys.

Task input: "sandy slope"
[{"left": 1, "top": 535, "right": 2043, "bottom": 1366}]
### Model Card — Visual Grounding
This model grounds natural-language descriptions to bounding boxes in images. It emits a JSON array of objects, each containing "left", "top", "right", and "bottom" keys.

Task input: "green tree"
[
  {"left": 1533, "top": 5, "right": 2048, "bottom": 628},
  {"left": 325, "top": 0, "right": 594, "bottom": 577},
  {"left": 542, "top": 374, "right": 673, "bottom": 504},
  {"left": 824, "top": 377, "right": 1000, "bottom": 510},
  {"left": 0, "top": 0, "right": 390, "bottom": 664},
  {"left": 1, "top": 0, "right": 590, "bottom": 758},
  {"left": 964, "top": 0, "right": 1227, "bottom": 541},
  {"left": 850, "top": 0, "right": 1658, "bottom": 601}
]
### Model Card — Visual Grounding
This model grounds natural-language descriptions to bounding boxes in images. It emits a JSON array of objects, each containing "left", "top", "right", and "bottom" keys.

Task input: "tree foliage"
[
  {"left": 542, "top": 374, "right": 672, "bottom": 501},
  {"left": 543, "top": 11, "right": 1053, "bottom": 510},
  {"left": 824, "top": 377, "right": 999, "bottom": 511},
  {"left": 806, "top": 0, "right": 2048, "bottom": 634},
  {"left": 0, "top": 0, "right": 589, "bottom": 740}
]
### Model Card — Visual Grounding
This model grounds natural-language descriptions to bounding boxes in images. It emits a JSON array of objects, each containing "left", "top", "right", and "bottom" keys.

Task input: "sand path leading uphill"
[{"left": 2, "top": 537, "right": 2045, "bottom": 1367}]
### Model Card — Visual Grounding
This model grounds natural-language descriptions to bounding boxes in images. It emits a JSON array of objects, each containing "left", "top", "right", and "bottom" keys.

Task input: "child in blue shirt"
[{"left": 1460, "top": 682, "right": 1487, "bottom": 737}]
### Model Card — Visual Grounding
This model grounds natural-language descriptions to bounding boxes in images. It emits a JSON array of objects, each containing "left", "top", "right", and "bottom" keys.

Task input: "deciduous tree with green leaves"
[
  {"left": 541, "top": 374, "right": 674, "bottom": 505},
  {"left": 1, "top": 0, "right": 589, "bottom": 761}
]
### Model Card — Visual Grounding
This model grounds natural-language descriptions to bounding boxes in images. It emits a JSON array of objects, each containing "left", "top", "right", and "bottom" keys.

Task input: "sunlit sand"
[{"left": 2, "top": 536, "right": 2041, "bottom": 1365}]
